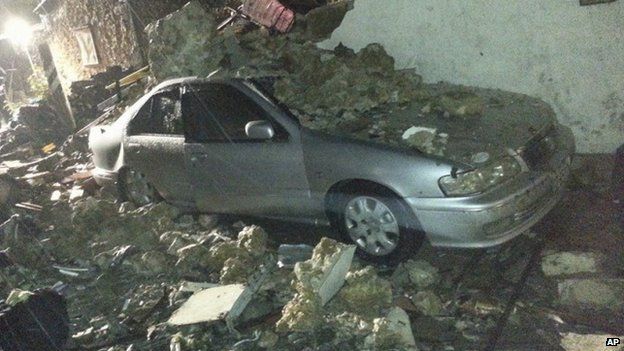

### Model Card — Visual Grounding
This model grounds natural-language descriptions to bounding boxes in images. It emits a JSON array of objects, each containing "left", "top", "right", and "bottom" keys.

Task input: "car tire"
[
  {"left": 331, "top": 185, "right": 425, "bottom": 265},
  {"left": 118, "top": 167, "right": 161, "bottom": 207}
]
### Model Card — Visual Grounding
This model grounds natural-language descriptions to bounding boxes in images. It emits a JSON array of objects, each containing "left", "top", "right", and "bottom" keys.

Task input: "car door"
[
  {"left": 123, "top": 87, "right": 195, "bottom": 206},
  {"left": 181, "top": 81, "right": 311, "bottom": 217}
]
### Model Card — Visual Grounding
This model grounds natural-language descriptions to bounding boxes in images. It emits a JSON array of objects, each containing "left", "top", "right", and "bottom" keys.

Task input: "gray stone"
[
  {"left": 558, "top": 279, "right": 624, "bottom": 311},
  {"left": 541, "top": 251, "right": 600, "bottom": 276},
  {"left": 168, "top": 284, "right": 249, "bottom": 326},
  {"left": 411, "top": 290, "right": 443, "bottom": 316}
]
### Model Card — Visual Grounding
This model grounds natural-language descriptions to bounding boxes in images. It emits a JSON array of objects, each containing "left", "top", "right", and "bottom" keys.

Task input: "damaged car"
[{"left": 89, "top": 77, "right": 575, "bottom": 263}]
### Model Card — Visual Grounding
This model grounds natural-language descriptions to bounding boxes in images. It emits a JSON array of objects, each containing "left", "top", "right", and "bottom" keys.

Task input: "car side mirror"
[{"left": 245, "top": 120, "right": 275, "bottom": 140}]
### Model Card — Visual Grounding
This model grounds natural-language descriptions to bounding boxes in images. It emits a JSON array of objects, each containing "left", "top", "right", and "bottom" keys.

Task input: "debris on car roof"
[{"left": 145, "top": 0, "right": 557, "bottom": 163}]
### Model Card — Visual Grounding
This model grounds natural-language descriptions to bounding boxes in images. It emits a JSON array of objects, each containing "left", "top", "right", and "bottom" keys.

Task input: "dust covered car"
[{"left": 89, "top": 77, "right": 575, "bottom": 263}]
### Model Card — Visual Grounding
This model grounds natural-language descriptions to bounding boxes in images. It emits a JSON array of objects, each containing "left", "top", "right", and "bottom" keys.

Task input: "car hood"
[{"left": 384, "top": 83, "right": 557, "bottom": 167}]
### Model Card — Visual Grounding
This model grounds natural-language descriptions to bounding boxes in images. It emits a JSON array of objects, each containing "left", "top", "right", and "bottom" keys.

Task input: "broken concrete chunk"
[
  {"left": 434, "top": 91, "right": 485, "bottom": 118},
  {"left": 560, "top": 332, "right": 624, "bottom": 351},
  {"left": 220, "top": 255, "right": 255, "bottom": 284},
  {"left": 411, "top": 290, "right": 443, "bottom": 316},
  {"left": 558, "top": 279, "right": 624, "bottom": 311},
  {"left": 365, "top": 307, "right": 417, "bottom": 350},
  {"left": 198, "top": 214, "right": 220, "bottom": 230},
  {"left": 293, "top": 237, "right": 356, "bottom": 305},
  {"left": 331, "top": 312, "right": 374, "bottom": 342},
  {"left": 237, "top": 225, "right": 268, "bottom": 256},
  {"left": 5, "top": 289, "right": 34, "bottom": 307},
  {"left": 168, "top": 284, "right": 249, "bottom": 326},
  {"left": 133, "top": 251, "right": 175, "bottom": 276},
  {"left": 541, "top": 251, "right": 600, "bottom": 276},
  {"left": 335, "top": 266, "right": 393, "bottom": 317},
  {"left": 275, "top": 286, "right": 325, "bottom": 333},
  {"left": 146, "top": 1, "right": 218, "bottom": 81},
  {"left": 398, "top": 259, "right": 440, "bottom": 290},
  {"left": 303, "top": 0, "right": 353, "bottom": 41}
]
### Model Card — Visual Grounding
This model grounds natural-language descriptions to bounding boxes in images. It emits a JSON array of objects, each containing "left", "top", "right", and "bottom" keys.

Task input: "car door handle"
[{"left": 127, "top": 143, "right": 141, "bottom": 148}]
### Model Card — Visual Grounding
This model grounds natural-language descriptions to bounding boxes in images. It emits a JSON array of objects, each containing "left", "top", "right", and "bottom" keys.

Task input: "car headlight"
[{"left": 439, "top": 156, "right": 522, "bottom": 196}]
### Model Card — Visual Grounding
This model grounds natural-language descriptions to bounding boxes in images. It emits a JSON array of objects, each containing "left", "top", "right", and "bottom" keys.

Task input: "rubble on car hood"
[{"left": 146, "top": 0, "right": 556, "bottom": 166}]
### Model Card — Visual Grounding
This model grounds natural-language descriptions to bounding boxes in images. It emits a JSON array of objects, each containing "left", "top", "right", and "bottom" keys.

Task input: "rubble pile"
[{"left": 144, "top": 0, "right": 556, "bottom": 162}]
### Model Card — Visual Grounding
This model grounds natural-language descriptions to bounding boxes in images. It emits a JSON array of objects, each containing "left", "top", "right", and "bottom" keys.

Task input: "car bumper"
[
  {"left": 405, "top": 124, "right": 575, "bottom": 248},
  {"left": 92, "top": 167, "right": 118, "bottom": 187}
]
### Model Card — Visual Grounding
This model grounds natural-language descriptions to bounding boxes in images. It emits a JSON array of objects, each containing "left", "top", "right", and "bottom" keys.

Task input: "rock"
[
  {"left": 303, "top": 1, "right": 352, "bottom": 41},
  {"left": 133, "top": 251, "right": 175, "bottom": 276},
  {"left": 168, "top": 284, "right": 250, "bottom": 326},
  {"left": 118, "top": 201, "right": 136, "bottom": 214},
  {"left": 275, "top": 287, "right": 324, "bottom": 333},
  {"left": 175, "top": 243, "right": 212, "bottom": 271},
  {"left": 331, "top": 312, "right": 373, "bottom": 343},
  {"left": 146, "top": 1, "right": 218, "bottom": 81},
  {"left": 561, "top": 332, "right": 624, "bottom": 351},
  {"left": 365, "top": 307, "right": 417, "bottom": 350},
  {"left": 411, "top": 290, "right": 443, "bottom": 316},
  {"left": 220, "top": 255, "right": 255, "bottom": 284},
  {"left": 175, "top": 215, "right": 195, "bottom": 228},
  {"left": 161, "top": 232, "right": 195, "bottom": 255},
  {"left": 258, "top": 330, "right": 279, "bottom": 349},
  {"left": 293, "top": 237, "right": 356, "bottom": 305},
  {"left": 434, "top": 91, "right": 485, "bottom": 118},
  {"left": 334, "top": 266, "right": 393, "bottom": 317},
  {"left": 398, "top": 259, "right": 440, "bottom": 290},
  {"left": 5, "top": 289, "right": 34, "bottom": 307},
  {"left": 541, "top": 251, "right": 600, "bottom": 276},
  {"left": 198, "top": 214, "right": 220, "bottom": 230},
  {"left": 237, "top": 225, "right": 268, "bottom": 256},
  {"left": 558, "top": 279, "right": 624, "bottom": 311},
  {"left": 208, "top": 240, "right": 248, "bottom": 270}
]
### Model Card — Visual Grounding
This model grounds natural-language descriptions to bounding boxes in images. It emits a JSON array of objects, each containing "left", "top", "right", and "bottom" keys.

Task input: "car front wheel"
[{"left": 334, "top": 188, "right": 425, "bottom": 264}]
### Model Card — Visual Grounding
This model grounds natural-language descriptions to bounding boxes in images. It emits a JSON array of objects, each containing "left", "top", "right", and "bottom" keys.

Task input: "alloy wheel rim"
[{"left": 344, "top": 196, "right": 400, "bottom": 256}]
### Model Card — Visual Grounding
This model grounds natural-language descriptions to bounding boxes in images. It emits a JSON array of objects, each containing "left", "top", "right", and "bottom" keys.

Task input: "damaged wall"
[
  {"left": 43, "top": 0, "right": 144, "bottom": 93},
  {"left": 321, "top": 0, "right": 624, "bottom": 153}
]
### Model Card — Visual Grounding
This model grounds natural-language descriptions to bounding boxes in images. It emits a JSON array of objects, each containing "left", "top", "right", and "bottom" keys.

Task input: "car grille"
[{"left": 520, "top": 124, "right": 557, "bottom": 170}]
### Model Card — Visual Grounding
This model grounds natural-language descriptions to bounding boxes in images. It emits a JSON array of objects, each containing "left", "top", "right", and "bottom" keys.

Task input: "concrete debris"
[
  {"left": 334, "top": 266, "right": 393, "bottom": 317},
  {"left": 276, "top": 286, "right": 325, "bottom": 333},
  {"left": 433, "top": 91, "right": 485, "bottom": 119},
  {"left": 293, "top": 237, "right": 356, "bottom": 305},
  {"left": 411, "top": 290, "right": 443, "bottom": 316},
  {"left": 365, "top": 307, "right": 418, "bottom": 351},
  {"left": 558, "top": 279, "right": 624, "bottom": 312},
  {"left": 168, "top": 284, "right": 249, "bottom": 326},
  {"left": 560, "top": 332, "right": 624, "bottom": 351},
  {"left": 5, "top": 289, "right": 34, "bottom": 307},
  {"left": 396, "top": 259, "right": 440, "bottom": 290},
  {"left": 276, "top": 238, "right": 356, "bottom": 333},
  {"left": 541, "top": 251, "right": 601, "bottom": 276}
]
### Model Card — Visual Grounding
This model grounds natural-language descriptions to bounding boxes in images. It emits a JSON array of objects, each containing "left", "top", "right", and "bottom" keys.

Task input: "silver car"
[{"left": 89, "top": 77, "right": 575, "bottom": 263}]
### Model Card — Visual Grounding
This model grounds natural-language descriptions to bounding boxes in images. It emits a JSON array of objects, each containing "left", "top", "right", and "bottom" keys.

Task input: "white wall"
[{"left": 320, "top": 0, "right": 624, "bottom": 153}]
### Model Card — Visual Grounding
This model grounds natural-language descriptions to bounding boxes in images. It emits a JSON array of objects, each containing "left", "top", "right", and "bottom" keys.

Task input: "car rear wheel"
[
  {"left": 333, "top": 187, "right": 425, "bottom": 264},
  {"left": 118, "top": 168, "right": 160, "bottom": 207}
]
